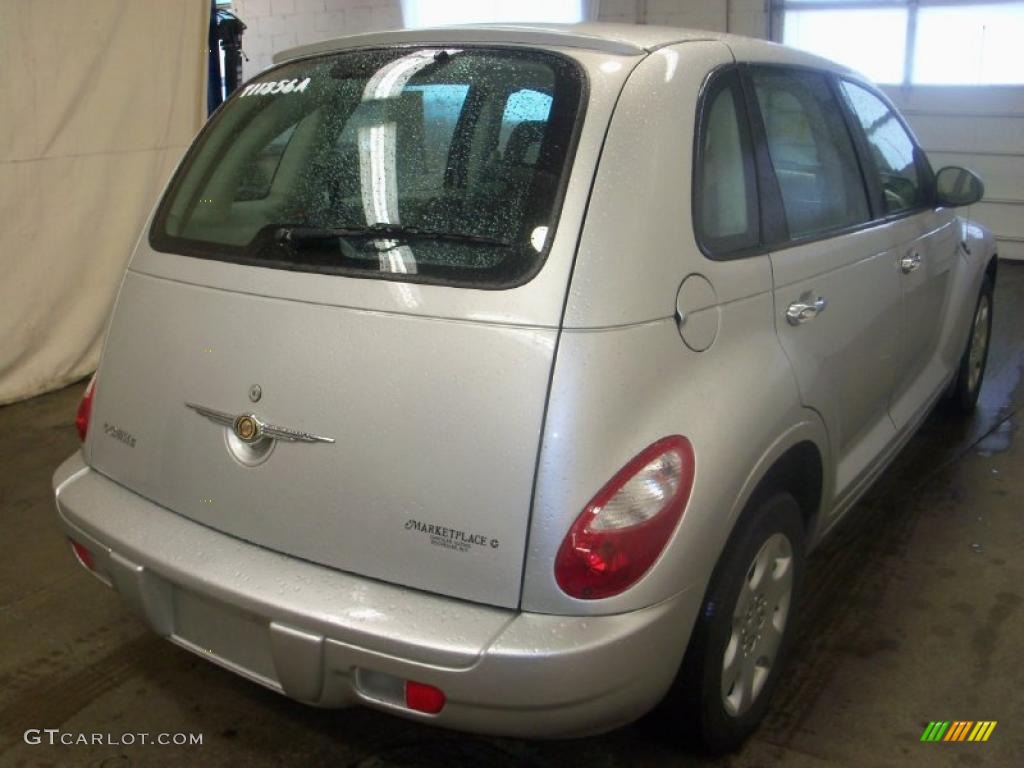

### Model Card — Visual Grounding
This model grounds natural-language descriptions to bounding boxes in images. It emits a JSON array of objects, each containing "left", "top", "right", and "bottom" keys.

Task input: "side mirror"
[{"left": 935, "top": 166, "right": 985, "bottom": 207}]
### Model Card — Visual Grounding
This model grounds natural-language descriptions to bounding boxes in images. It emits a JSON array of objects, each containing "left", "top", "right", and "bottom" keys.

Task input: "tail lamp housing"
[
  {"left": 76, "top": 375, "right": 96, "bottom": 442},
  {"left": 555, "top": 435, "right": 695, "bottom": 600}
]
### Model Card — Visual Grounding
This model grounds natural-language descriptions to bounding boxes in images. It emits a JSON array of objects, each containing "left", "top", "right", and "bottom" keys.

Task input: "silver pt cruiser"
[{"left": 54, "top": 23, "right": 997, "bottom": 752}]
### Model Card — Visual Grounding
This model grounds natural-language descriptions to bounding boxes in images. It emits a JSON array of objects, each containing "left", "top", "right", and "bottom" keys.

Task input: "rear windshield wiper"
[{"left": 275, "top": 224, "right": 512, "bottom": 248}]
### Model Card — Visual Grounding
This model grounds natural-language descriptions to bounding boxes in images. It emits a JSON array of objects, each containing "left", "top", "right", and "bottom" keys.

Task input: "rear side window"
[
  {"left": 839, "top": 80, "right": 928, "bottom": 215},
  {"left": 751, "top": 68, "right": 870, "bottom": 240},
  {"left": 235, "top": 124, "right": 297, "bottom": 201},
  {"left": 693, "top": 70, "right": 760, "bottom": 257},
  {"left": 401, "top": 84, "right": 470, "bottom": 190},
  {"left": 151, "top": 48, "right": 585, "bottom": 289},
  {"left": 499, "top": 88, "right": 553, "bottom": 157}
]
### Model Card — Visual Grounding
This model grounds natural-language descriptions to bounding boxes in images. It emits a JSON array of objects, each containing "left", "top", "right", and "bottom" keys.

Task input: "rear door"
[
  {"left": 84, "top": 44, "right": 606, "bottom": 609},
  {"left": 837, "top": 79, "right": 959, "bottom": 426},
  {"left": 746, "top": 65, "right": 903, "bottom": 503},
  {"left": 91, "top": 275, "right": 554, "bottom": 609}
]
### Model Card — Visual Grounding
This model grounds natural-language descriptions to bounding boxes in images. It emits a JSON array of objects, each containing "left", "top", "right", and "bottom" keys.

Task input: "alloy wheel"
[
  {"left": 967, "top": 294, "right": 990, "bottom": 395},
  {"left": 721, "top": 532, "right": 794, "bottom": 718}
]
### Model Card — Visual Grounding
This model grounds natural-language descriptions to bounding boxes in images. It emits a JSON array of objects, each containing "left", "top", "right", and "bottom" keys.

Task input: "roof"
[
  {"left": 273, "top": 22, "right": 743, "bottom": 64},
  {"left": 271, "top": 22, "right": 857, "bottom": 80}
]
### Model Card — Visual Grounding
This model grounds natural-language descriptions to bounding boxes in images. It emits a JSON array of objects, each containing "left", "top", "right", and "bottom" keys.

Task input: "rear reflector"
[
  {"left": 69, "top": 539, "right": 95, "bottom": 571},
  {"left": 405, "top": 680, "right": 446, "bottom": 714}
]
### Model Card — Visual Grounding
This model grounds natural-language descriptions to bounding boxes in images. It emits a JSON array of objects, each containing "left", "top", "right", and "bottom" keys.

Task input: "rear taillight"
[
  {"left": 75, "top": 375, "right": 96, "bottom": 442},
  {"left": 555, "top": 436, "right": 695, "bottom": 600}
]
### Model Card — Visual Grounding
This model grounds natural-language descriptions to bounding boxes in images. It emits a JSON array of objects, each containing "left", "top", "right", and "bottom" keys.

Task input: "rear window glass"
[{"left": 151, "top": 48, "right": 585, "bottom": 289}]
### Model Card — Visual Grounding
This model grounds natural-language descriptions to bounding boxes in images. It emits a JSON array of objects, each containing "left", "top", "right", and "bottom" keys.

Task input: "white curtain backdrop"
[{"left": 0, "top": 0, "right": 208, "bottom": 404}]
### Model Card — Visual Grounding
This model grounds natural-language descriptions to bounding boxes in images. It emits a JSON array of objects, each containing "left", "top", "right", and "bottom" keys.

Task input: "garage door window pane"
[
  {"left": 840, "top": 81, "right": 925, "bottom": 215},
  {"left": 913, "top": 3, "right": 1024, "bottom": 85},
  {"left": 783, "top": 9, "right": 907, "bottom": 85},
  {"left": 752, "top": 69, "right": 870, "bottom": 240}
]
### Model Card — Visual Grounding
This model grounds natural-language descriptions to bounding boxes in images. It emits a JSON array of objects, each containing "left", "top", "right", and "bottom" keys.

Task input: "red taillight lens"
[
  {"left": 70, "top": 539, "right": 95, "bottom": 571},
  {"left": 555, "top": 435, "right": 695, "bottom": 600},
  {"left": 405, "top": 680, "right": 446, "bottom": 714},
  {"left": 75, "top": 375, "right": 96, "bottom": 442}
]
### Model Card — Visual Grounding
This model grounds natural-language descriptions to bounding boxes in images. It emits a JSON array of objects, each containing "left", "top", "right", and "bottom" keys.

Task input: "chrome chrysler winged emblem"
[{"left": 185, "top": 402, "right": 334, "bottom": 444}]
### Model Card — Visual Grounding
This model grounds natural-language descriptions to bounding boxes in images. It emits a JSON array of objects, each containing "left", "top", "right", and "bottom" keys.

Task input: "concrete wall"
[
  {"left": 236, "top": 0, "right": 766, "bottom": 77},
  {"left": 596, "top": 0, "right": 767, "bottom": 39},
  {"left": 234, "top": 0, "right": 764, "bottom": 78},
  {"left": 233, "top": 0, "right": 402, "bottom": 78}
]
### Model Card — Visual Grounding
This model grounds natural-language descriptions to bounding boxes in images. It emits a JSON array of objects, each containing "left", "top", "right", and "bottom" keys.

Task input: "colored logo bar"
[{"left": 921, "top": 721, "right": 997, "bottom": 742}]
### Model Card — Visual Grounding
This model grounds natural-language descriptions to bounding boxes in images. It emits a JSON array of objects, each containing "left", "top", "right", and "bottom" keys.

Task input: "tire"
[
  {"left": 664, "top": 493, "right": 805, "bottom": 754},
  {"left": 949, "top": 274, "right": 994, "bottom": 414}
]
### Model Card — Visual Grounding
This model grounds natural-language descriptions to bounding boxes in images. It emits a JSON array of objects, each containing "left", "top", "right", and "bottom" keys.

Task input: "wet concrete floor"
[{"left": 1, "top": 264, "right": 1022, "bottom": 767}]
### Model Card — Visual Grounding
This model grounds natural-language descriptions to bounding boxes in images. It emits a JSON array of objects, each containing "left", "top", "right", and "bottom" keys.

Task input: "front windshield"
[{"left": 151, "top": 47, "right": 585, "bottom": 288}]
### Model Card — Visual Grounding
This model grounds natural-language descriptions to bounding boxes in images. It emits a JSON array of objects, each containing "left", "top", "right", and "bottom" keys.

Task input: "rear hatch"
[{"left": 86, "top": 44, "right": 590, "bottom": 608}]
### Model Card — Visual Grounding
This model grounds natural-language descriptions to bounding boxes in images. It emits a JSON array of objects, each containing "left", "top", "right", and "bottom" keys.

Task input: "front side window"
[
  {"left": 840, "top": 81, "right": 928, "bottom": 215},
  {"left": 152, "top": 48, "right": 585, "bottom": 288},
  {"left": 751, "top": 68, "right": 870, "bottom": 240}
]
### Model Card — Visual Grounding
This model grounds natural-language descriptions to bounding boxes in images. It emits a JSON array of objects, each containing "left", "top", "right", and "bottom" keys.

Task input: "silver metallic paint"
[
  {"left": 54, "top": 24, "right": 998, "bottom": 736},
  {"left": 55, "top": 452, "right": 698, "bottom": 737},
  {"left": 88, "top": 271, "right": 557, "bottom": 608}
]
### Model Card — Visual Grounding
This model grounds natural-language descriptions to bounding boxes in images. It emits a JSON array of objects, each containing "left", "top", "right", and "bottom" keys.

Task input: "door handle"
[
  {"left": 900, "top": 252, "right": 922, "bottom": 274},
  {"left": 786, "top": 295, "right": 828, "bottom": 326}
]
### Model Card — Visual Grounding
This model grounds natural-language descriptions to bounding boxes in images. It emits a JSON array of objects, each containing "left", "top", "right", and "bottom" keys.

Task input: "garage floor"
[{"left": 2, "top": 265, "right": 1022, "bottom": 768}]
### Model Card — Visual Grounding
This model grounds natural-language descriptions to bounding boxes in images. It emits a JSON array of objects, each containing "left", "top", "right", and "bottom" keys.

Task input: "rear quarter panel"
[
  {"left": 523, "top": 42, "right": 828, "bottom": 615},
  {"left": 522, "top": 309, "right": 827, "bottom": 615}
]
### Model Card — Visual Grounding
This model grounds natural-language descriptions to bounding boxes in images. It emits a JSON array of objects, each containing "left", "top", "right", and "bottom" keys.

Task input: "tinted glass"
[
  {"left": 840, "top": 81, "right": 926, "bottom": 215},
  {"left": 152, "top": 48, "right": 584, "bottom": 288},
  {"left": 694, "top": 74, "right": 759, "bottom": 255},
  {"left": 752, "top": 68, "right": 870, "bottom": 240},
  {"left": 235, "top": 124, "right": 297, "bottom": 201}
]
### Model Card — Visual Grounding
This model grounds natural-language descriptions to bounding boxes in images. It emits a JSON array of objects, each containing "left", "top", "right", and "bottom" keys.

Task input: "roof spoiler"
[{"left": 272, "top": 25, "right": 646, "bottom": 65}]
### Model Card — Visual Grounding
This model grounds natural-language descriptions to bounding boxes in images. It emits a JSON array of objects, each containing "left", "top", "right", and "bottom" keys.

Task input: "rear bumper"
[{"left": 53, "top": 452, "right": 701, "bottom": 738}]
